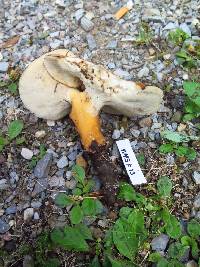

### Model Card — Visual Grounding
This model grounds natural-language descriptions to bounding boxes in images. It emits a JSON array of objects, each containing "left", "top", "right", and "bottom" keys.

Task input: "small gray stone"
[
  {"left": 31, "top": 201, "right": 42, "bottom": 208},
  {"left": 6, "top": 205, "right": 17, "bottom": 215},
  {"left": 34, "top": 153, "right": 53, "bottom": 179},
  {"left": 193, "top": 193, "right": 200, "bottom": 208},
  {"left": 98, "top": 219, "right": 108, "bottom": 228},
  {"left": 33, "top": 212, "right": 40, "bottom": 220},
  {"left": 195, "top": 211, "right": 200, "bottom": 219},
  {"left": 186, "top": 261, "right": 198, "bottom": 267},
  {"left": 49, "top": 176, "right": 65, "bottom": 187},
  {"left": 112, "top": 129, "right": 121, "bottom": 140},
  {"left": 92, "top": 176, "right": 102, "bottom": 191},
  {"left": 0, "top": 179, "right": 9, "bottom": 190},
  {"left": 114, "top": 68, "right": 131, "bottom": 79},
  {"left": 0, "top": 62, "right": 9, "bottom": 72},
  {"left": 66, "top": 171, "right": 72, "bottom": 180},
  {"left": 23, "top": 255, "right": 34, "bottom": 267},
  {"left": 0, "top": 219, "right": 10, "bottom": 234},
  {"left": 33, "top": 178, "right": 48, "bottom": 194},
  {"left": 107, "top": 62, "right": 115, "bottom": 69},
  {"left": 151, "top": 234, "right": 169, "bottom": 251},
  {"left": 67, "top": 151, "right": 77, "bottom": 161},
  {"left": 180, "top": 23, "right": 191, "bottom": 36},
  {"left": 57, "top": 156, "right": 68, "bottom": 168},
  {"left": 24, "top": 208, "right": 34, "bottom": 221},
  {"left": 83, "top": 216, "right": 96, "bottom": 226},
  {"left": 130, "top": 129, "right": 140, "bottom": 138},
  {"left": 80, "top": 16, "right": 94, "bottom": 31},
  {"left": 49, "top": 40, "right": 62, "bottom": 49},
  {"left": 65, "top": 178, "right": 77, "bottom": 190},
  {"left": 75, "top": 9, "right": 84, "bottom": 21},
  {"left": 166, "top": 154, "right": 175, "bottom": 165},
  {"left": 163, "top": 22, "right": 178, "bottom": 31},
  {"left": 193, "top": 171, "right": 200, "bottom": 184},
  {"left": 21, "top": 148, "right": 33, "bottom": 160},
  {"left": 106, "top": 40, "right": 118, "bottom": 49},
  {"left": 172, "top": 111, "right": 182, "bottom": 123},
  {"left": 137, "top": 66, "right": 149, "bottom": 78},
  {"left": 86, "top": 34, "right": 96, "bottom": 50}
]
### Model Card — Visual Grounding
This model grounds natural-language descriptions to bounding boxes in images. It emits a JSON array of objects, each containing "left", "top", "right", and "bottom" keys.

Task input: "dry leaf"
[
  {"left": 76, "top": 155, "right": 87, "bottom": 169},
  {"left": 0, "top": 36, "right": 20, "bottom": 49}
]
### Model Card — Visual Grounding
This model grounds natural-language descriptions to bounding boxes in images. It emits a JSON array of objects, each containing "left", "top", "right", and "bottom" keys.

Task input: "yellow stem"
[{"left": 69, "top": 91, "right": 105, "bottom": 150}]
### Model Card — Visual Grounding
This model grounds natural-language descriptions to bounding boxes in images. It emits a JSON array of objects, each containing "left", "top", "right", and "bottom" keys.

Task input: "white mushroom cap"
[
  {"left": 44, "top": 53, "right": 163, "bottom": 116},
  {"left": 19, "top": 50, "right": 79, "bottom": 120},
  {"left": 19, "top": 49, "right": 163, "bottom": 121}
]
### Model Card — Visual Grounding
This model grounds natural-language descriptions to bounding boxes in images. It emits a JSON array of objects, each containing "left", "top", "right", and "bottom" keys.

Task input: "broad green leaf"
[
  {"left": 157, "top": 176, "right": 172, "bottom": 197},
  {"left": 8, "top": 83, "right": 18, "bottom": 94},
  {"left": 148, "top": 252, "right": 162, "bottom": 262},
  {"left": 168, "top": 242, "right": 189, "bottom": 260},
  {"left": 167, "top": 260, "right": 185, "bottom": 267},
  {"left": 183, "top": 81, "right": 200, "bottom": 107},
  {"left": 0, "top": 135, "right": 9, "bottom": 151},
  {"left": 185, "top": 148, "right": 196, "bottom": 161},
  {"left": 8, "top": 120, "right": 24, "bottom": 140},
  {"left": 119, "top": 207, "right": 132, "bottom": 218},
  {"left": 175, "top": 146, "right": 196, "bottom": 160},
  {"left": 181, "top": 235, "right": 199, "bottom": 258},
  {"left": 112, "top": 218, "right": 138, "bottom": 260},
  {"left": 156, "top": 258, "right": 169, "bottom": 267},
  {"left": 136, "top": 153, "right": 145, "bottom": 166},
  {"left": 74, "top": 224, "right": 93, "bottom": 240},
  {"left": 127, "top": 210, "right": 147, "bottom": 240},
  {"left": 104, "top": 229, "right": 114, "bottom": 249},
  {"left": 187, "top": 219, "right": 200, "bottom": 238},
  {"left": 54, "top": 193, "right": 73, "bottom": 208},
  {"left": 70, "top": 205, "right": 83, "bottom": 224},
  {"left": 44, "top": 258, "right": 60, "bottom": 267},
  {"left": 175, "top": 146, "right": 189, "bottom": 157},
  {"left": 182, "top": 113, "right": 197, "bottom": 121},
  {"left": 72, "top": 188, "right": 82, "bottom": 196},
  {"left": 106, "top": 255, "right": 136, "bottom": 267},
  {"left": 90, "top": 256, "right": 101, "bottom": 267},
  {"left": 162, "top": 130, "right": 199, "bottom": 143},
  {"left": 15, "top": 136, "right": 26, "bottom": 145},
  {"left": 159, "top": 144, "right": 174, "bottom": 154},
  {"left": 184, "top": 98, "right": 200, "bottom": 114},
  {"left": 168, "top": 29, "right": 189, "bottom": 45},
  {"left": 82, "top": 179, "right": 95, "bottom": 194},
  {"left": 118, "top": 183, "right": 137, "bottom": 201},
  {"left": 161, "top": 209, "right": 181, "bottom": 239},
  {"left": 51, "top": 226, "right": 90, "bottom": 252},
  {"left": 72, "top": 164, "right": 85, "bottom": 184},
  {"left": 82, "top": 198, "right": 103, "bottom": 216}
]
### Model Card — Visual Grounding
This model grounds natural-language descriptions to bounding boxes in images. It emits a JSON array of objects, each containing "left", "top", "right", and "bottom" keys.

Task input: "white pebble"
[
  {"left": 47, "top": 120, "right": 55, "bottom": 127},
  {"left": 35, "top": 130, "right": 46, "bottom": 138},
  {"left": 183, "top": 73, "right": 188, "bottom": 80},
  {"left": 21, "top": 148, "right": 33, "bottom": 160},
  {"left": 24, "top": 208, "right": 34, "bottom": 221}
]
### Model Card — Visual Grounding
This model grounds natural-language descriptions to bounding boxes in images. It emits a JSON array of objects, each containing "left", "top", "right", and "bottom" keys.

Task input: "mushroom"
[{"left": 19, "top": 49, "right": 163, "bottom": 204}]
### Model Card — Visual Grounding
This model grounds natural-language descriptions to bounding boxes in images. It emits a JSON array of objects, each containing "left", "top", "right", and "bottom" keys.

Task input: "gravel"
[
  {"left": 1, "top": 0, "right": 200, "bottom": 264},
  {"left": 24, "top": 208, "right": 34, "bottom": 221},
  {"left": 193, "top": 171, "right": 200, "bottom": 185},
  {"left": 0, "top": 62, "right": 9, "bottom": 72},
  {"left": 34, "top": 153, "right": 53, "bottom": 179},
  {"left": 0, "top": 218, "right": 10, "bottom": 234},
  {"left": 57, "top": 156, "right": 68, "bottom": 169},
  {"left": 151, "top": 234, "right": 169, "bottom": 251},
  {"left": 21, "top": 148, "right": 34, "bottom": 160},
  {"left": 112, "top": 129, "right": 121, "bottom": 140}
]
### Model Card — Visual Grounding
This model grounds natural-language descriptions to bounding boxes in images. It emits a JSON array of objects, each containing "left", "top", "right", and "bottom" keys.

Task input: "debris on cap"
[{"left": 114, "top": 0, "right": 133, "bottom": 20}]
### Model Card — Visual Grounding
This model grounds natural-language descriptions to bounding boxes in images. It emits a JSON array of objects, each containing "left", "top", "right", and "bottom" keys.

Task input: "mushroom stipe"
[{"left": 19, "top": 49, "right": 163, "bottom": 205}]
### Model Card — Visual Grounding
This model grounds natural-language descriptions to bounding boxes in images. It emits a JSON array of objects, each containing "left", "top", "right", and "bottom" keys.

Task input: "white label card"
[{"left": 116, "top": 139, "right": 147, "bottom": 185}]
